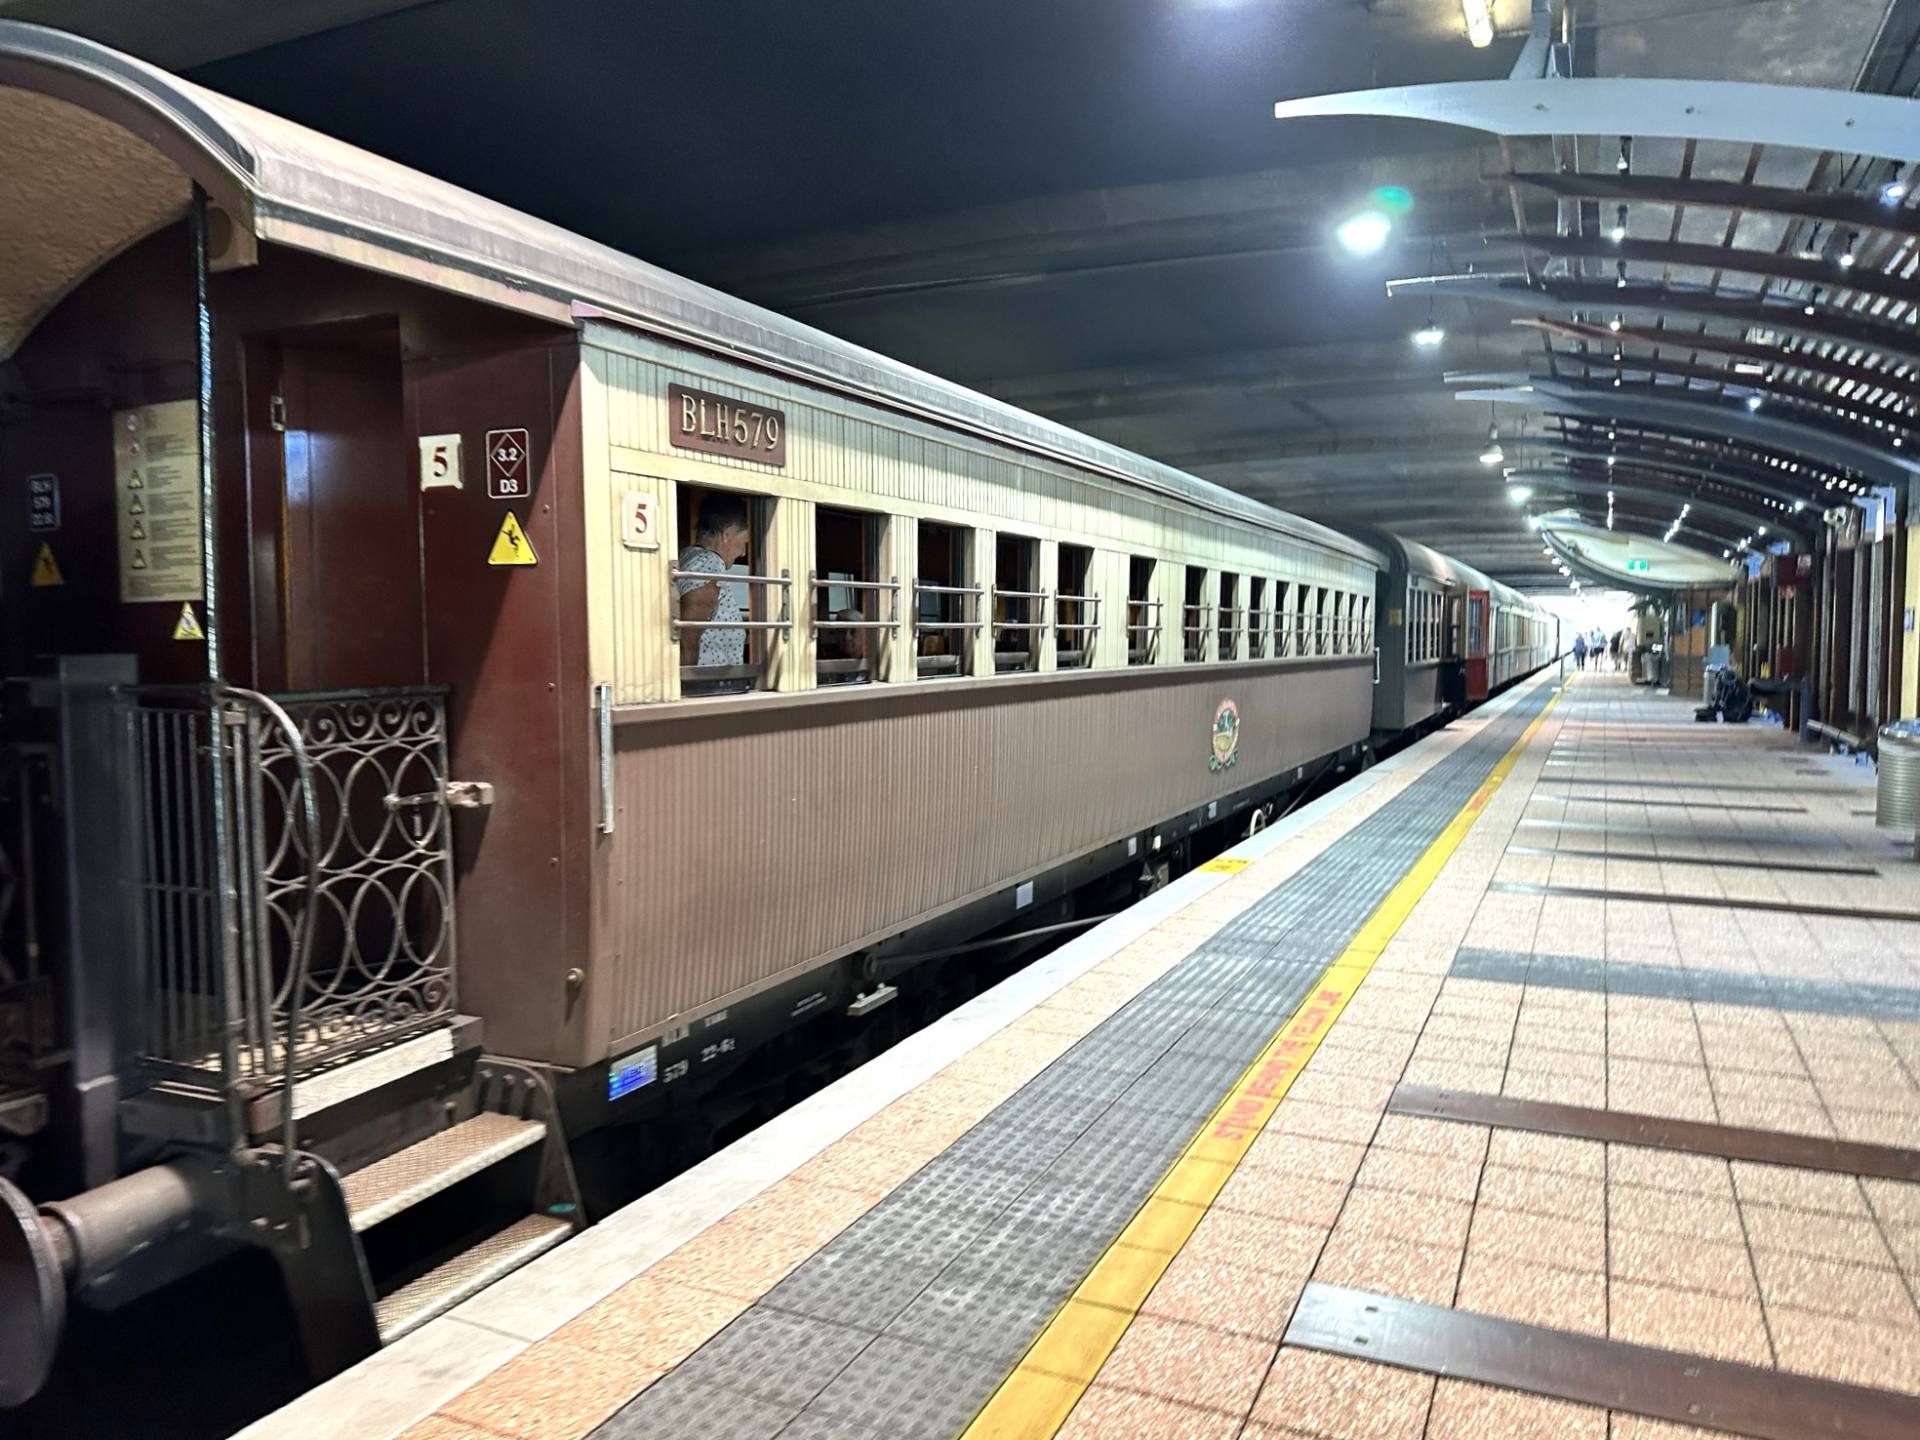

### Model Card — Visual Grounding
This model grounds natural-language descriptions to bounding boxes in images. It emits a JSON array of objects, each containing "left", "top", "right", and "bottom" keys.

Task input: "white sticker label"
[
  {"left": 419, "top": 433, "right": 462, "bottom": 490},
  {"left": 620, "top": 489, "right": 659, "bottom": 550}
]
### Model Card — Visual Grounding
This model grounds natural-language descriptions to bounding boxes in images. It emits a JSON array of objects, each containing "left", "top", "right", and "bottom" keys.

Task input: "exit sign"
[{"left": 1626, "top": 559, "right": 1651, "bottom": 573}]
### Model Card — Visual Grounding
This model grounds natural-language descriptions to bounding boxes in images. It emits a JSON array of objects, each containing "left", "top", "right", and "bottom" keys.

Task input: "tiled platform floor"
[{"left": 250, "top": 671, "right": 1920, "bottom": 1440}]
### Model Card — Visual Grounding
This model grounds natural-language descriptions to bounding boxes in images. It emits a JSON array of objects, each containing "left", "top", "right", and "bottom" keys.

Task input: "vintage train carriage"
[
  {"left": 0, "top": 24, "right": 1386, "bottom": 1392},
  {"left": 1368, "top": 533, "right": 1559, "bottom": 739}
]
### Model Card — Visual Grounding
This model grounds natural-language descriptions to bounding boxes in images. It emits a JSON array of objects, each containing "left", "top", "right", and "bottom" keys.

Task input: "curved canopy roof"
[
  {"left": 1272, "top": 74, "right": 1920, "bottom": 574},
  {"left": 0, "top": 19, "right": 1378, "bottom": 564}
]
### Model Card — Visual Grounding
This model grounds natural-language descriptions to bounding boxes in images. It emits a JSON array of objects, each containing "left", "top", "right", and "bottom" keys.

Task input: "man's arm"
[{"left": 677, "top": 580, "right": 720, "bottom": 665}]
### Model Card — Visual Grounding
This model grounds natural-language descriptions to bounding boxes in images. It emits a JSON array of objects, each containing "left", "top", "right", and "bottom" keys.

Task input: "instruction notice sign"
[{"left": 114, "top": 400, "right": 204, "bottom": 604}]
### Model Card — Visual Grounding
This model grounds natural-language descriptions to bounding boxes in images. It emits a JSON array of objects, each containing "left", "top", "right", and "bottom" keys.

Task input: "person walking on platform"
[{"left": 1572, "top": 631, "right": 1587, "bottom": 669}]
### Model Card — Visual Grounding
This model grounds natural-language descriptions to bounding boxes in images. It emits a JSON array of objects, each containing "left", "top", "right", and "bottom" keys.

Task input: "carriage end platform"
[{"left": 238, "top": 668, "right": 1920, "bottom": 1440}]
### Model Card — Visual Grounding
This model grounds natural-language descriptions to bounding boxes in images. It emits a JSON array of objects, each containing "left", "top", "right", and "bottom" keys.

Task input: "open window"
[
  {"left": 672, "top": 483, "right": 786, "bottom": 696},
  {"left": 1218, "top": 571, "right": 1240, "bottom": 661},
  {"left": 1056, "top": 543, "right": 1097, "bottom": 669},
  {"left": 1183, "top": 568, "right": 1209, "bottom": 662},
  {"left": 1312, "top": 586, "right": 1329, "bottom": 656},
  {"left": 1275, "top": 582, "right": 1294, "bottom": 657},
  {"left": 813, "top": 506, "right": 894, "bottom": 687},
  {"left": 915, "top": 521, "right": 979, "bottom": 678},
  {"left": 1247, "top": 577, "right": 1267, "bottom": 659},
  {"left": 993, "top": 533, "right": 1045, "bottom": 673},
  {"left": 1127, "top": 556, "right": 1159, "bottom": 665}
]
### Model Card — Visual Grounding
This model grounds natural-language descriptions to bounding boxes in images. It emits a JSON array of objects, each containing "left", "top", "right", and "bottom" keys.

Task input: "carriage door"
[
  {"left": 1464, "top": 589, "right": 1491, "bottom": 702},
  {"left": 243, "top": 323, "right": 459, "bottom": 1060},
  {"left": 252, "top": 322, "right": 426, "bottom": 691}
]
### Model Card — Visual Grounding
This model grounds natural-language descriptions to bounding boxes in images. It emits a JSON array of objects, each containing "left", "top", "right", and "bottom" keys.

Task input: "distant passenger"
[
  {"left": 1572, "top": 632, "right": 1587, "bottom": 669},
  {"left": 675, "top": 494, "right": 751, "bottom": 668}
]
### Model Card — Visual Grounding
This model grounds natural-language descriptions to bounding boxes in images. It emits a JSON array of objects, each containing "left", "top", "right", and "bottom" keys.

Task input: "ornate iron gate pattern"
[{"left": 126, "top": 686, "right": 457, "bottom": 1097}]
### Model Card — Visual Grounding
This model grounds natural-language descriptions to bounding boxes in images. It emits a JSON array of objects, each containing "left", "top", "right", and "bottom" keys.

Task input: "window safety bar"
[
  {"left": 670, "top": 567, "right": 793, "bottom": 635},
  {"left": 913, "top": 579, "right": 985, "bottom": 632},
  {"left": 992, "top": 587, "right": 1052, "bottom": 631},
  {"left": 1124, "top": 598, "right": 1162, "bottom": 633},
  {"left": 811, "top": 572, "right": 901, "bottom": 628}
]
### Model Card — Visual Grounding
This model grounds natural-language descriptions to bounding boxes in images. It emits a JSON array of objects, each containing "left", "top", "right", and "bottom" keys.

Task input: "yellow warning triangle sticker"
[
  {"left": 30, "top": 543, "right": 64, "bottom": 588},
  {"left": 172, "top": 603, "right": 206, "bottom": 642},
  {"left": 487, "top": 509, "right": 538, "bottom": 567}
]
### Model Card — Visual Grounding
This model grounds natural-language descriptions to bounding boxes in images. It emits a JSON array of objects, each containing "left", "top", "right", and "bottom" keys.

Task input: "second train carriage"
[
  {"left": 0, "top": 22, "right": 1556, "bottom": 1401},
  {"left": 1367, "top": 532, "right": 1560, "bottom": 741}
]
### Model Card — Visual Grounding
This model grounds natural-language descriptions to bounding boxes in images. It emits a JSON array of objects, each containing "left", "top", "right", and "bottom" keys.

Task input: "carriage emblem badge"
[{"left": 1209, "top": 699, "right": 1241, "bottom": 772}]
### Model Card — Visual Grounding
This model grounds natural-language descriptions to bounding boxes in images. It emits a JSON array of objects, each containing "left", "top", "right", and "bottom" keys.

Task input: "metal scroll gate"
[{"left": 126, "top": 686, "right": 458, "bottom": 1117}]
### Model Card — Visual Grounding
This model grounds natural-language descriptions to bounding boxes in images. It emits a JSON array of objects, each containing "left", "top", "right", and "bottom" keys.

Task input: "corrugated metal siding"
[{"left": 594, "top": 657, "right": 1373, "bottom": 1054}]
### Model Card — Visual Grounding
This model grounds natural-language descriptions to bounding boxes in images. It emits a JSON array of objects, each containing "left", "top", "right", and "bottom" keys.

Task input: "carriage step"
[
  {"left": 343, "top": 1112, "right": 547, "bottom": 1232},
  {"left": 375, "top": 1213, "right": 571, "bottom": 1343}
]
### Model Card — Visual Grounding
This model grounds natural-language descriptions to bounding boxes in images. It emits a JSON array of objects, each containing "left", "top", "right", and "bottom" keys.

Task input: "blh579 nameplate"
[{"left": 667, "top": 383, "right": 786, "bottom": 466}]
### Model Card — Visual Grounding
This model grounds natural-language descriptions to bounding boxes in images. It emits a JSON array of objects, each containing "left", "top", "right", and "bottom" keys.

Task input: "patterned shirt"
[{"left": 676, "top": 545, "right": 747, "bottom": 667}]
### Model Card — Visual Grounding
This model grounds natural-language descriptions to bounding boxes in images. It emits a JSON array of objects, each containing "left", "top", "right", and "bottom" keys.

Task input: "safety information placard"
[{"left": 114, "top": 400, "right": 204, "bottom": 604}]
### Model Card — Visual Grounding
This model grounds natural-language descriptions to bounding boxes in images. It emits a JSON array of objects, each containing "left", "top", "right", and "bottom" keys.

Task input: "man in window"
[{"left": 675, "top": 494, "right": 751, "bottom": 667}]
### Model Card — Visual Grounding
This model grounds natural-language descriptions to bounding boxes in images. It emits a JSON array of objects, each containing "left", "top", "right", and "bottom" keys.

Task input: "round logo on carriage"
[{"left": 1209, "top": 698, "right": 1241, "bottom": 772}]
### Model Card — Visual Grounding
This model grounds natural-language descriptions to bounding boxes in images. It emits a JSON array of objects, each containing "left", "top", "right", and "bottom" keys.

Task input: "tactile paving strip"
[{"left": 590, "top": 678, "right": 1558, "bottom": 1440}]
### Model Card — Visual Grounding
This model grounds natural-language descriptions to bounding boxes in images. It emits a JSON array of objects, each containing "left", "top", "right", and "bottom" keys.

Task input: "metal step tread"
[
  {"left": 375, "top": 1213, "right": 571, "bottom": 1343},
  {"left": 343, "top": 1112, "right": 547, "bottom": 1232}
]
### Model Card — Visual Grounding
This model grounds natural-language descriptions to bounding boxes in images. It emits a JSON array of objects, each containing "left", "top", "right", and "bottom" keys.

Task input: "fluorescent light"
[
  {"left": 1412, "top": 324, "right": 1446, "bottom": 346},
  {"left": 1460, "top": 0, "right": 1495, "bottom": 47},
  {"left": 1335, "top": 210, "right": 1392, "bottom": 256},
  {"left": 1733, "top": 361, "right": 1767, "bottom": 375}
]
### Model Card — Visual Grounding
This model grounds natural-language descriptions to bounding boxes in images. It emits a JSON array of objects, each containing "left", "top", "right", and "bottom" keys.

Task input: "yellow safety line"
[{"left": 960, "top": 680, "right": 1564, "bottom": 1440}]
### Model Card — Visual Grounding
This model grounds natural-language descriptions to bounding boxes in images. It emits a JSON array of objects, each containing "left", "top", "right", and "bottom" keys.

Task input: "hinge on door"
[{"left": 268, "top": 393, "right": 287, "bottom": 432}]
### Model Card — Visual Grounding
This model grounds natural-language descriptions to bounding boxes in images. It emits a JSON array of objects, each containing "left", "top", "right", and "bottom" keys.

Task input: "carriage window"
[
  {"left": 1313, "top": 587, "right": 1330, "bottom": 655},
  {"left": 1183, "top": 568, "right": 1209, "bottom": 662},
  {"left": 673, "top": 484, "right": 786, "bottom": 697},
  {"left": 1218, "top": 571, "right": 1240, "bottom": 661},
  {"left": 915, "top": 521, "right": 979, "bottom": 678},
  {"left": 814, "top": 506, "right": 893, "bottom": 687},
  {"left": 1247, "top": 578, "right": 1267, "bottom": 659},
  {"left": 1358, "top": 596, "right": 1374, "bottom": 652},
  {"left": 1275, "top": 582, "right": 1294, "bottom": 657},
  {"left": 993, "top": 534, "right": 1045, "bottom": 673},
  {"left": 1056, "top": 543, "right": 1097, "bottom": 669},
  {"left": 1127, "top": 556, "right": 1159, "bottom": 665}
]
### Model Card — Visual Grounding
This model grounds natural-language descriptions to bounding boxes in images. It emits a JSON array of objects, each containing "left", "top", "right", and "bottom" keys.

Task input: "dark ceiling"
[{"left": 10, "top": 0, "right": 1916, "bottom": 587}]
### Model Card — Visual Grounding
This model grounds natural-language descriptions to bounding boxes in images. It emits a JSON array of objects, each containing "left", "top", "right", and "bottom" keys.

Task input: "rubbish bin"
[{"left": 1879, "top": 719, "right": 1920, "bottom": 838}]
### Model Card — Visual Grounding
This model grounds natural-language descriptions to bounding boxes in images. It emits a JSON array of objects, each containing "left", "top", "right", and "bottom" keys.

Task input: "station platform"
[{"left": 240, "top": 667, "right": 1920, "bottom": 1440}]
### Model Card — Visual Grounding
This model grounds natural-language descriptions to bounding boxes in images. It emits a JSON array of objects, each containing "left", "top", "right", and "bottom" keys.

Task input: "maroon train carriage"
[{"left": 0, "top": 23, "right": 1556, "bottom": 1404}]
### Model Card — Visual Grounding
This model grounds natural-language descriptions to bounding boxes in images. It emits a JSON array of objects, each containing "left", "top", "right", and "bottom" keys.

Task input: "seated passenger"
[{"left": 675, "top": 495, "right": 751, "bottom": 668}]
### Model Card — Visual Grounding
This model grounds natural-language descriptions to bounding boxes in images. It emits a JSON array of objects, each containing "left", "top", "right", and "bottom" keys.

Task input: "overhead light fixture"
[
  {"left": 1882, "top": 166, "right": 1908, "bottom": 204},
  {"left": 1804, "top": 288, "right": 1821, "bottom": 317},
  {"left": 1745, "top": 395, "right": 1763, "bottom": 411},
  {"left": 1508, "top": 484, "right": 1533, "bottom": 503},
  {"left": 1413, "top": 322, "right": 1446, "bottom": 347},
  {"left": 1609, "top": 314, "right": 1623, "bottom": 332},
  {"left": 1733, "top": 361, "right": 1767, "bottom": 375},
  {"left": 1838, "top": 232, "right": 1858, "bottom": 269},
  {"left": 1610, "top": 205, "right": 1628, "bottom": 243},
  {"left": 1606, "top": 455, "right": 1616, "bottom": 467},
  {"left": 1479, "top": 419, "right": 1504, "bottom": 466},
  {"left": 1335, "top": 210, "right": 1393, "bottom": 256},
  {"left": 1527, "top": 514, "right": 1542, "bottom": 529},
  {"left": 1617, "top": 136, "right": 1632, "bottom": 174},
  {"left": 1616, "top": 261, "right": 1629, "bottom": 289},
  {"left": 1460, "top": 0, "right": 1495, "bottom": 47}
]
